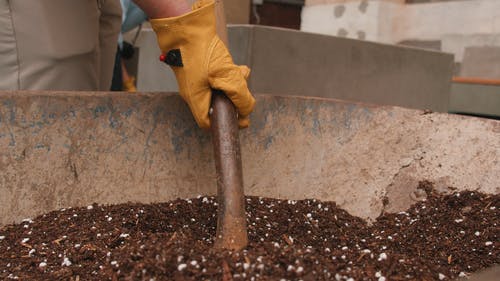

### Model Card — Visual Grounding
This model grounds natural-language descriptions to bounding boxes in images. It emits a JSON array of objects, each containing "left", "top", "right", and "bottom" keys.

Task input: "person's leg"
[
  {"left": 98, "top": 0, "right": 122, "bottom": 91},
  {"left": 0, "top": 0, "right": 20, "bottom": 90},
  {"left": 6, "top": 0, "right": 103, "bottom": 90}
]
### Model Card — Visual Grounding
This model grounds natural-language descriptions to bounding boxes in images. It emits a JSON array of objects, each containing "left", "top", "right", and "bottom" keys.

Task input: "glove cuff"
[{"left": 149, "top": 0, "right": 216, "bottom": 52}]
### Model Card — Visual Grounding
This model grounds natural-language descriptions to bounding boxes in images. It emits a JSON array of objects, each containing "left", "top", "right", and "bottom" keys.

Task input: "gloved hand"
[
  {"left": 122, "top": 76, "right": 137, "bottom": 92},
  {"left": 150, "top": 0, "right": 255, "bottom": 129}
]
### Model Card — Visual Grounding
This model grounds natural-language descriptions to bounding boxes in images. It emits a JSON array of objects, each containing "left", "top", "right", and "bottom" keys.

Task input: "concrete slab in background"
[
  {"left": 441, "top": 33, "right": 500, "bottom": 63},
  {"left": 232, "top": 25, "right": 453, "bottom": 112},
  {"left": 461, "top": 46, "right": 500, "bottom": 79}
]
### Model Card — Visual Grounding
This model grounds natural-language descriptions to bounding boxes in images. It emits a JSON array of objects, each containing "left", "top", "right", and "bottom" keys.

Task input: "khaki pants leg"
[
  {"left": 0, "top": 0, "right": 121, "bottom": 91},
  {"left": 0, "top": 0, "right": 21, "bottom": 90}
]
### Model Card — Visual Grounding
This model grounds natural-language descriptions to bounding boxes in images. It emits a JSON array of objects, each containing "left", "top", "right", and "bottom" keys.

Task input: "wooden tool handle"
[{"left": 210, "top": 0, "right": 248, "bottom": 250}]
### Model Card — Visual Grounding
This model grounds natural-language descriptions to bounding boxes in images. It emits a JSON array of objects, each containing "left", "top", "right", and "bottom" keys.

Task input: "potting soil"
[{"left": 0, "top": 182, "right": 498, "bottom": 280}]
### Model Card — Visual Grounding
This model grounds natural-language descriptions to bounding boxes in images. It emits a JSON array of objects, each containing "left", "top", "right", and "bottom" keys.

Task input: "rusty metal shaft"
[
  {"left": 210, "top": 90, "right": 248, "bottom": 250},
  {"left": 210, "top": 0, "right": 248, "bottom": 250}
]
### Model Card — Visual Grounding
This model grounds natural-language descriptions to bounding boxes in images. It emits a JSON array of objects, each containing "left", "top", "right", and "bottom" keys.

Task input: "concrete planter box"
[{"left": 0, "top": 91, "right": 497, "bottom": 226}]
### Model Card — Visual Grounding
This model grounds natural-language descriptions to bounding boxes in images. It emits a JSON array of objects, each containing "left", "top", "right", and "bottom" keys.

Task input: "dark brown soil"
[{"left": 0, "top": 182, "right": 498, "bottom": 280}]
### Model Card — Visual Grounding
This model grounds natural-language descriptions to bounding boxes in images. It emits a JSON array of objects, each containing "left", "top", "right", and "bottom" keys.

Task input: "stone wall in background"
[{"left": 301, "top": 0, "right": 500, "bottom": 77}]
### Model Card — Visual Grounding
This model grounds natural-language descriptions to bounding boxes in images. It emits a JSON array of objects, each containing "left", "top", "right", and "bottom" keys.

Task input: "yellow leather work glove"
[
  {"left": 150, "top": 0, "right": 255, "bottom": 129},
  {"left": 122, "top": 76, "right": 137, "bottom": 92}
]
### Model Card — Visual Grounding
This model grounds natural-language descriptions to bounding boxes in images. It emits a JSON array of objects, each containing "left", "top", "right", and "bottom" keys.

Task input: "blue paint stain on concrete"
[
  {"left": 170, "top": 135, "right": 184, "bottom": 154},
  {"left": 4, "top": 100, "right": 17, "bottom": 123},
  {"left": 120, "top": 132, "right": 128, "bottom": 144},
  {"left": 93, "top": 106, "right": 107, "bottom": 118},
  {"left": 109, "top": 116, "right": 119, "bottom": 129},
  {"left": 264, "top": 135, "right": 274, "bottom": 150},
  {"left": 63, "top": 109, "right": 77, "bottom": 120},
  {"left": 34, "top": 143, "right": 45, "bottom": 149},
  {"left": 343, "top": 105, "right": 356, "bottom": 129},
  {"left": 312, "top": 118, "right": 320, "bottom": 135},
  {"left": 8, "top": 136, "right": 15, "bottom": 146},
  {"left": 122, "top": 108, "right": 133, "bottom": 118},
  {"left": 361, "top": 107, "right": 374, "bottom": 122}
]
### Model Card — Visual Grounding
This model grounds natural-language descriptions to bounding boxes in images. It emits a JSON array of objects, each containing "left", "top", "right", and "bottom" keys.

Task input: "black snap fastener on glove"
[{"left": 162, "top": 49, "right": 184, "bottom": 67}]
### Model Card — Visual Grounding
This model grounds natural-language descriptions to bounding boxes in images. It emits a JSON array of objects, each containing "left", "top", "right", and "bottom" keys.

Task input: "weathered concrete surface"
[
  {"left": 449, "top": 82, "right": 500, "bottom": 118},
  {"left": 135, "top": 25, "right": 453, "bottom": 112},
  {"left": 461, "top": 46, "right": 500, "bottom": 79},
  {"left": 0, "top": 92, "right": 498, "bottom": 226}
]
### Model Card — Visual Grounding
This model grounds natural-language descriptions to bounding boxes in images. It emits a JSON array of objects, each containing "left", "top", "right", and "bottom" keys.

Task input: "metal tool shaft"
[{"left": 210, "top": 0, "right": 248, "bottom": 250}]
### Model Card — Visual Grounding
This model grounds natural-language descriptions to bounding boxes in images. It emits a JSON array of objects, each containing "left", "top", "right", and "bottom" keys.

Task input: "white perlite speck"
[
  {"left": 178, "top": 264, "right": 187, "bottom": 271},
  {"left": 21, "top": 238, "right": 30, "bottom": 243},
  {"left": 0, "top": 236, "right": 5, "bottom": 240},
  {"left": 378, "top": 277, "right": 386, "bottom": 281},
  {"left": 438, "top": 273, "right": 446, "bottom": 280},
  {"left": 458, "top": 272, "right": 467, "bottom": 277},
  {"left": 378, "top": 253, "right": 387, "bottom": 261},
  {"left": 474, "top": 231, "right": 480, "bottom": 236},
  {"left": 485, "top": 241, "right": 493, "bottom": 246},
  {"left": 375, "top": 271, "right": 382, "bottom": 277},
  {"left": 296, "top": 266, "right": 304, "bottom": 273},
  {"left": 61, "top": 257, "right": 72, "bottom": 266},
  {"left": 454, "top": 219, "right": 463, "bottom": 223},
  {"left": 87, "top": 205, "right": 93, "bottom": 210},
  {"left": 39, "top": 262, "right": 47, "bottom": 268}
]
